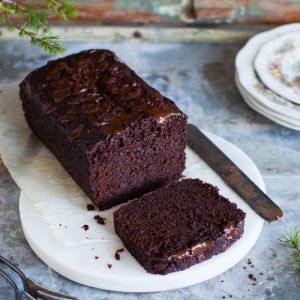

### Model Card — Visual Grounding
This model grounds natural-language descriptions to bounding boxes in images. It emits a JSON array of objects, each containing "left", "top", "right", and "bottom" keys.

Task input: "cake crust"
[
  {"left": 114, "top": 179, "right": 246, "bottom": 274},
  {"left": 20, "top": 49, "right": 183, "bottom": 145}
]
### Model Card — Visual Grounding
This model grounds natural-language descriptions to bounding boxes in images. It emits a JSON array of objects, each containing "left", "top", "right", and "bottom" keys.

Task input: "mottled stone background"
[{"left": 0, "top": 35, "right": 300, "bottom": 299}]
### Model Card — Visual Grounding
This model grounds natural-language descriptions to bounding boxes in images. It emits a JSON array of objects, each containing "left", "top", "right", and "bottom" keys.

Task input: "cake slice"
[
  {"left": 19, "top": 49, "right": 187, "bottom": 210},
  {"left": 114, "top": 178, "right": 246, "bottom": 275}
]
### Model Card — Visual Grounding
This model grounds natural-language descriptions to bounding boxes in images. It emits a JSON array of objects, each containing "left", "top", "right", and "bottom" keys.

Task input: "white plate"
[
  {"left": 255, "top": 31, "right": 300, "bottom": 104},
  {"left": 236, "top": 74, "right": 300, "bottom": 131},
  {"left": 236, "top": 23, "right": 300, "bottom": 121},
  {"left": 19, "top": 132, "right": 265, "bottom": 293}
]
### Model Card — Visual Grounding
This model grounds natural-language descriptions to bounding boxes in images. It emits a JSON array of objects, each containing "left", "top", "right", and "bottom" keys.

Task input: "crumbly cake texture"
[
  {"left": 19, "top": 49, "right": 187, "bottom": 210},
  {"left": 114, "top": 179, "right": 246, "bottom": 275}
]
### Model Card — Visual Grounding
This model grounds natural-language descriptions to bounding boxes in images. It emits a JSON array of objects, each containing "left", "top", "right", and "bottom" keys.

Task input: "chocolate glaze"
[
  {"left": 167, "top": 222, "right": 241, "bottom": 261},
  {"left": 167, "top": 240, "right": 214, "bottom": 261},
  {"left": 24, "top": 49, "right": 182, "bottom": 142},
  {"left": 223, "top": 222, "right": 240, "bottom": 240},
  {"left": 191, "top": 240, "right": 214, "bottom": 259}
]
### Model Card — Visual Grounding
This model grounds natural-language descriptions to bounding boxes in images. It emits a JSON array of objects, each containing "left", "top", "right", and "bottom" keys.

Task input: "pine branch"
[
  {"left": 46, "top": 0, "right": 77, "bottom": 20},
  {"left": 18, "top": 25, "right": 66, "bottom": 55},
  {"left": 0, "top": 0, "right": 77, "bottom": 55},
  {"left": 280, "top": 227, "right": 300, "bottom": 269}
]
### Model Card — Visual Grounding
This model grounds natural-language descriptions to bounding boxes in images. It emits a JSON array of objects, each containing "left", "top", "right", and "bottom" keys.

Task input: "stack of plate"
[{"left": 235, "top": 23, "right": 300, "bottom": 130}]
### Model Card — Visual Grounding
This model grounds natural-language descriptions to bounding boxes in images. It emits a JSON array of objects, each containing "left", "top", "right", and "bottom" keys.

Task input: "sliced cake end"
[{"left": 114, "top": 178, "right": 246, "bottom": 275}]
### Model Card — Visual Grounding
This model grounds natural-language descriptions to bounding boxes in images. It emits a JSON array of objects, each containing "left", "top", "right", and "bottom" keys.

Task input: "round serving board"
[{"left": 20, "top": 132, "right": 265, "bottom": 293}]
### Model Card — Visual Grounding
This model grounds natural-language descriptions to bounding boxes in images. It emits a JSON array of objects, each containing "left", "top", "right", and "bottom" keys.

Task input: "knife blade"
[{"left": 187, "top": 124, "right": 283, "bottom": 222}]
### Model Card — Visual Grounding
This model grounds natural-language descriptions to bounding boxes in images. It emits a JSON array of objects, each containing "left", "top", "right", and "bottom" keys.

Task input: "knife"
[{"left": 187, "top": 124, "right": 283, "bottom": 222}]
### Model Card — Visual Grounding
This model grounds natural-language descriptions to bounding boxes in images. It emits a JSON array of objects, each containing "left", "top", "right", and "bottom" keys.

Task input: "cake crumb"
[
  {"left": 259, "top": 272, "right": 264, "bottom": 275},
  {"left": 243, "top": 266, "right": 247, "bottom": 270},
  {"left": 95, "top": 256, "right": 99, "bottom": 260},
  {"left": 220, "top": 280, "right": 224, "bottom": 283},
  {"left": 251, "top": 264, "right": 254, "bottom": 268},
  {"left": 252, "top": 283, "right": 256, "bottom": 286},
  {"left": 115, "top": 252, "right": 121, "bottom": 260},
  {"left": 248, "top": 274, "right": 256, "bottom": 281},
  {"left": 107, "top": 264, "right": 112, "bottom": 269},
  {"left": 87, "top": 204, "right": 95, "bottom": 211},
  {"left": 229, "top": 295, "right": 232, "bottom": 298},
  {"left": 94, "top": 215, "right": 106, "bottom": 225},
  {"left": 82, "top": 224, "right": 89, "bottom": 231},
  {"left": 222, "top": 296, "right": 226, "bottom": 299},
  {"left": 117, "top": 248, "right": 124, "bottom": 253}
]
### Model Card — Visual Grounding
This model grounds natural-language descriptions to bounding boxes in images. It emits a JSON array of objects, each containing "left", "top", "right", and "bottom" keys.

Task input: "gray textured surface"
[{"left": 0, "top": 38, "right": 300, "bottom": 300}]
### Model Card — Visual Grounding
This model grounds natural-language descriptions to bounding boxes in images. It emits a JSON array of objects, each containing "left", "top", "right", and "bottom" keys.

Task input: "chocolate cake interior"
[{"left": 114, "top": 179, "right": 246, "bottom": 274}]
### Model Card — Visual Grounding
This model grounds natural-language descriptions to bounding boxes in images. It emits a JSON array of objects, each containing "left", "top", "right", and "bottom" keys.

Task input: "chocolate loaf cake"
[
  {"left": 19, "top": 49, "right": 187, "bottom": 210},
  {"left": 114, "top": 179, "right": 246, "bottom": 275}
]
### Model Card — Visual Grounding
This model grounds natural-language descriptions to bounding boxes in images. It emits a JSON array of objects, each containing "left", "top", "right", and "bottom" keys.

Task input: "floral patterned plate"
[
  {"left": 255, "top": 32, "right": 300, "bottom": 104},
  {"left": 236, "top": 23, "right": 300, "bottom": 123},
  {"left": 235, "top": 73, "right": 300, "bottom": 131}
]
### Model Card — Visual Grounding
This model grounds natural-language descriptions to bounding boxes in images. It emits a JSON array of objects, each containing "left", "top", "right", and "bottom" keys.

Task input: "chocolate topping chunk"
[{"left": 69, "top": 124, "right": 84, "bottom": 140}]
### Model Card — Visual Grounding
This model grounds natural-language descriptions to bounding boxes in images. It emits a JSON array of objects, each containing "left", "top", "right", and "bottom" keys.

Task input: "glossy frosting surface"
[
  {"left": 167, "top": 222, "right": 241, "bottom": 262},
  {"left": 23, "top": 49, "right": 183, "bottom": 142}
]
